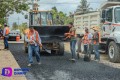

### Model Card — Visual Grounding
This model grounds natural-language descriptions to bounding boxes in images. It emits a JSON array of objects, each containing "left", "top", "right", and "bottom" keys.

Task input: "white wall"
[{"left": 74, "top": 11, "right": 100, "bottom": 34}]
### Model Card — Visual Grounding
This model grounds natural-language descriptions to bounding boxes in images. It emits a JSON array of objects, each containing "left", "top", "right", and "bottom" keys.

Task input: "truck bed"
[{"left": 31, "top": 25, "right": 70, "bottom": 43}]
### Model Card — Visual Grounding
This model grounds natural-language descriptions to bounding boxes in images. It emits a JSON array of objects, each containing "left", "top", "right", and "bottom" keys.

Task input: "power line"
[
  {"left": 36, "top": 1, "right": 107, "bottom": 4},
  {"left": 27, "top": 1, "right": 107, "bottom": 4},
  {"left": 36, "top": 2, "right": 107, "bottom": 4}
]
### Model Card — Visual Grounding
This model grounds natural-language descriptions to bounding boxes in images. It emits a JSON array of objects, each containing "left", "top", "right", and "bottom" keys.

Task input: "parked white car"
[{"left": 8, "top": 30, "right": 21, "bottom": 41}]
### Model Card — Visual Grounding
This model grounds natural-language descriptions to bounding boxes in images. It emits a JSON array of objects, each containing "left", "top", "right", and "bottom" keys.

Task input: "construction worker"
[
  {"left": 82, "top": 28, "right": 93, "bottom": 61},
  {"left": 3, "top": 24, "right": 10, "bottom": 50},
  {"left": 92, "top": 26, "right": 101, "bottom": 61},
  {"left": 83, "top": 28, "right": 92, "bottom": 54},
  {"left": 65, "top": 22, "right": 77, "bottom": 61},
  {"left": 76, "top": 34, "right": 83, "bottom": 59},
  {"left": 25, "top": 26, "right": 42, "bottom": 66},
  {"left": 0, "top": 24, "right": 3, "bottom": 39}
]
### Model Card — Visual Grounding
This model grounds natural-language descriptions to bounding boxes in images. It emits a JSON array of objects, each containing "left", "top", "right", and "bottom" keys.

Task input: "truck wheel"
[
  {"left": 58, "top": 42, "right": 64, "bottom": 56},
  {"left": 108, "top": 41, "right": 120, "bottom": 63},
  {"left": 25, "top": 47, "right": 28, "bottom": 53}
]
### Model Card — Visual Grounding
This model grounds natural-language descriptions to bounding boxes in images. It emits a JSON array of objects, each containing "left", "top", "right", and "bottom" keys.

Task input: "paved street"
[{"left": 9, "top": 43, "right": 120, "bottom": 80}]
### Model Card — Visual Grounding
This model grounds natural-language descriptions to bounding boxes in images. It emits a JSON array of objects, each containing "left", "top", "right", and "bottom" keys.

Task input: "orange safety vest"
[
  {"left": 93, "top": 32, "right": 101, "bottom": 44},
  {"left": 83, "top": 33, "right": 90, "bottom": 44},
  {"left": 27, "top": 30, "right": 39, "bottom": 43},
  {"left": 5, "top": 27, "right": 10, "bottom": 35}
]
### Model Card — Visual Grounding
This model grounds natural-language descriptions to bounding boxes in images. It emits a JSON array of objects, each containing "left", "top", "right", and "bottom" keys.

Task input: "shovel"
[{"left": 42, "top": 46, "right": 51, "bottom": 54}]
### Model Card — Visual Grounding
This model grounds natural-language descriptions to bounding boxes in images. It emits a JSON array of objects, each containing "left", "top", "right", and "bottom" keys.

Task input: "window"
[
  {"left": 101, "top": 10, "right": 106, "bottom": 19},
  {"left": 30, "top": 13, "right": 33, "bottom": 25},
  {"left": 30, "top": 13, "right": 40, "bottom": 26},
  {"left": 115, "top": 7, "right": 120, "bottom": 23},
  {"left": 29, "top": 12, "right": 53, "bottom": 26},
  {"left": 106, "top": 8, "right": 113, "bottom": 22},
  {"left": 41, "top": 12, "right": 47, "bottom": 26}
]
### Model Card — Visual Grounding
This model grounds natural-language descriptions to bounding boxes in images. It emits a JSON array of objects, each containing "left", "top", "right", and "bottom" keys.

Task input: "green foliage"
[
  {"left": 19, "top": 23, "right": 28, "bottom": 34},
  {"left": 12, "top": 22, "right": 28, "bottom": 34},
  {"left": 12, "top": 22, "right": 18, "bottom": 30},
  {"left": 0, "top": 18, "right": 5, "bottom": 28},
  {"left": 0, "top": 0, "right": 29, "bottom": 23},
  {"left": 51, "top": 6, "right": 74, "bottom": 25},
  {"left": 64, "top": 17, "right": 74, "bottom": 25},
  {"left": 76, "top": 0, "right": 92, "bottom": 14}
]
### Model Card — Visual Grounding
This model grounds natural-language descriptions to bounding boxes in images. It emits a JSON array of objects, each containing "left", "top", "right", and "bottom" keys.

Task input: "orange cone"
[{"left": 16, "top": 35, "right": 20, "bottom": 41}]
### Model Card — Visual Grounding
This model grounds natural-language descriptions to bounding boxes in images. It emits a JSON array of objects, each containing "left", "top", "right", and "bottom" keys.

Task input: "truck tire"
[
  {"left": 58, "top": 42, "right": 64, "bottom": 56},
  {"left": 108, "top": 41, "right": 120, "bottom": 63},
  {"left": 25, "top": 47, "right": 28, "bottom": 53}
]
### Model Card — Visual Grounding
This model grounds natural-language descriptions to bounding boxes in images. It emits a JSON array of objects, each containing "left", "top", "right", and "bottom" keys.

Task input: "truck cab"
[
  {"left": 29, "top": 11, "right": 53, "bottom": 26},
  {"left": 101, "top": 2, "right": 120, "bottom": 62},
  {"left": 24, "top": 11, "right": 70, "bottom": 55}
]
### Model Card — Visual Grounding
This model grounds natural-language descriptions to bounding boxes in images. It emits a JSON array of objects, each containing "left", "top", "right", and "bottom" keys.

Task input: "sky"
[{"left": 8, "top": 0, "right": 107, "bottom": 28}]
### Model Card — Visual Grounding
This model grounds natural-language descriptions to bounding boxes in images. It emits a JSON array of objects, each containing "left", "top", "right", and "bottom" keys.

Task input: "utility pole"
[
  {"left": 5, "top": 14, "right": 9, "bottom": 25},
  {"left": 17, "top": 17, "right": 20, "bottom": 30},
  {"left": 31, "top": 0, "right": 39, "bottom": 11}
]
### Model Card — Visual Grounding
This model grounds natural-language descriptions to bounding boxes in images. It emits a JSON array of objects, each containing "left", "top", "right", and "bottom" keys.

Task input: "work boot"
[
  {"left": 69, "top": 58, "right": 76, "bottom": 62},
  {"left": 38, "top": 62, "right": 41, "bottom": 65},
  {"left": 27, "top": 64, "right": 32, "bottom": 67}
]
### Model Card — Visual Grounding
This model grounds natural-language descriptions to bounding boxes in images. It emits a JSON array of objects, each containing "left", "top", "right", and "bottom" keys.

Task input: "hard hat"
[{"left": 91, "top": 26, "right": 99, "bottom": 31}]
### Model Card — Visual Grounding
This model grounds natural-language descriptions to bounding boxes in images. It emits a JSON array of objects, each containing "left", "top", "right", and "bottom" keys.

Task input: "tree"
[
  {"left": 52, "top": 7, "right": 58, "bottom": 12},
  {"left": 12, "top": 22, "right": 18, "bottom": 30},
  {"left": 12, "top": 22, "right": 28, "bottom": 34},
  {"left": 76, "top": 0, "right": 92, "bottom": 14},
  {"left": 64, "top": 12, "right": 74, "bottom": 25},
  {"left": 0, "top": 0, "right": 29, "bottom": 25},
  {"left": 51, "top": 6, "right": 59, "bottom": 24},
  {"left": 19, "top": 23, "right": 28, "bottom": 34},
  {"left": 51, "top": 6, "right": 70, "bottom": 25}
]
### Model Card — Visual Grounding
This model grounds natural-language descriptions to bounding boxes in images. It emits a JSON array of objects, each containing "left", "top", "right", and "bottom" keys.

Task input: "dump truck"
[
  {"left": 74, "top": 2, "right": 120, "bottom": 62},
  {"left": 24, "top": 0, "right": 69, "bottom": 55}
]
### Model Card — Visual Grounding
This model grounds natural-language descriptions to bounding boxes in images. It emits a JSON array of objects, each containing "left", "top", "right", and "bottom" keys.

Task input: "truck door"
[{"left": 103, "top": 8, "right": 113, "bottom": 38}]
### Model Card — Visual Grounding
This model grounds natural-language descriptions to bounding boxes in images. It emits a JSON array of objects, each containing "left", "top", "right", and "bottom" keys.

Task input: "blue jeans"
[
  {"left": 4, "top": 37, "right": 9, "bottom": 49},
  {"left": 70, "top": 40, "right": 76, "bottom": 59},
  {"left": 93, "top": 44, "right": 100, "bottom": 60},
  {"left": 84, "top": 44, "right": 88, "bottom": 54},
  {"left": 28, "top": 45, "right": 40, "bottom": 64}
]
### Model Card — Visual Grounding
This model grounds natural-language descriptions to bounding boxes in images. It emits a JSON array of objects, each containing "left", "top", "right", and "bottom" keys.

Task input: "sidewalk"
[{"left": 0, "top": 40, "right": 27, "bottom": 80}]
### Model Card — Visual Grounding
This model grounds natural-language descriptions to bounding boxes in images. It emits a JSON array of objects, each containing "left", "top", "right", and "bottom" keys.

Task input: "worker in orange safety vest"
[
  {"left": 3, "top": 24, "right": 10, "bottom": 50},
  {"left": 83, "top": 28, "right": 93, "bottom": 54},
  {"left": 25, "top": 26, "right": 42, "bottom": 66},
  {"left": 91, "top": 26, "right": 101, "bottom": 61}
]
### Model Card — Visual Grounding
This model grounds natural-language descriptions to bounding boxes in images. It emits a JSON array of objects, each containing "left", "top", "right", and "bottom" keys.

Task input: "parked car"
[{"left": 8, "top": 30, "right": 21, "bottom": 41}]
